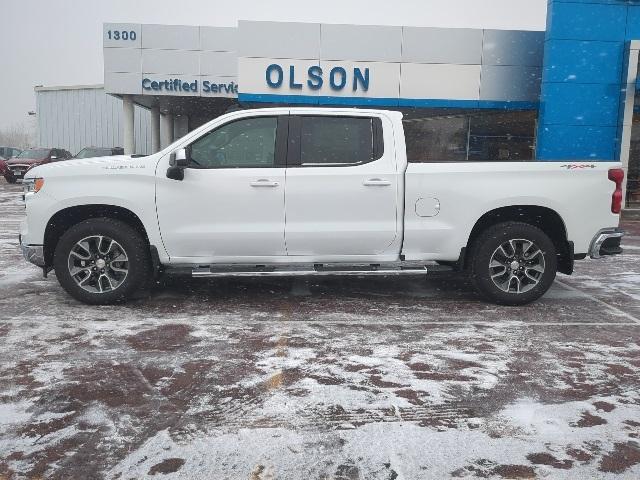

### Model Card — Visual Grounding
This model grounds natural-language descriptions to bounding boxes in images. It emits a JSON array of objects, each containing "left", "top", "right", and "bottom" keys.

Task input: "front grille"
[{"left": 8, "top": 165, "right": 29, "bottom": 176}]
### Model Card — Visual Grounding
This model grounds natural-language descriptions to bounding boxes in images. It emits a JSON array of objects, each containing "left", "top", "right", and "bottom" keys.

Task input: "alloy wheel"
[
  {"left": 488, "top": 238, "right": 545, "bottom": 294},
  {"left": 67, "top": 235, "right": 129, "bottom": 293}
]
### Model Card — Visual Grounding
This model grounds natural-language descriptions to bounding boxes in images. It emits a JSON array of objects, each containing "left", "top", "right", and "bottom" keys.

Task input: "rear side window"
[{"left": 297, "top": 116, "right": 381, "bottom": 166}]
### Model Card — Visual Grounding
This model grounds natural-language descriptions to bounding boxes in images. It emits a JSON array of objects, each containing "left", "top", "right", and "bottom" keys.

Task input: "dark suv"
[{"left": 3, "top": 148, "right": 72, "bottom": 183}]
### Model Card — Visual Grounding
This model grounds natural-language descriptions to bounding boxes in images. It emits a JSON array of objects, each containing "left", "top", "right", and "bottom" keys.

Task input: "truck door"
[
  {"left": 155, "top": 115, "right": 288, "bottom": 261},
  {"left": 284, "top": 114, "right": 399, "bottom": 256}
]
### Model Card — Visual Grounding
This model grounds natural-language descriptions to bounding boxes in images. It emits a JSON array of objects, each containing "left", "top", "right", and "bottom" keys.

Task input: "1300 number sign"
[{"left": 107, "top": 30, "right": 136, "bottom": 41}]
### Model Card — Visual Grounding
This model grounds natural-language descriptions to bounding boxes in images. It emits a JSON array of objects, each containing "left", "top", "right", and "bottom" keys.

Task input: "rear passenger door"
[{"left": 284, "top": 114, "right": 399, "bottom": 257}]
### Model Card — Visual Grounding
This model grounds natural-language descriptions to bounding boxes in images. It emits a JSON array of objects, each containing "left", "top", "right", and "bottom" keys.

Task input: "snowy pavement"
[{"left": 1, "top": 181, "right": 639, "bottom": 479}]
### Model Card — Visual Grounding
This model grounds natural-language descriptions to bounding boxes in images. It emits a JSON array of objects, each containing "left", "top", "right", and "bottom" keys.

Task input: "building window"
[
  {"left": 628, "top": 97, "right": 640, "bottom": 207},
  {"left": 404, "top": 115, "right": 468, "bottom": 162},
  {"left": 404, "top": 110, "right": 537, "bottom": 163}
]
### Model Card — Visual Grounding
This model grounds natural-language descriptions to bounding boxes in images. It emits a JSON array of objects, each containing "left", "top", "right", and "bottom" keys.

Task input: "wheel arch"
[
  {"left": 43, "top": 204, "right": 150, "bottom": 268},
  {"left": 462, "top": 205, "right": 573, "bottom": 274}
]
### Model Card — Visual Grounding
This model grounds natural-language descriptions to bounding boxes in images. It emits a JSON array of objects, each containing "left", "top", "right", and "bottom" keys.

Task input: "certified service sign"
[{"left": 141, "top": 78, "right": 239, "bottom": 97}]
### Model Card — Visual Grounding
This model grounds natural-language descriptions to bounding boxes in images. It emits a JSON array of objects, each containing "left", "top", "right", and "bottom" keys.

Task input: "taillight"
[{"left": 608, "top": 168, "right": 624, "bottom": 214}]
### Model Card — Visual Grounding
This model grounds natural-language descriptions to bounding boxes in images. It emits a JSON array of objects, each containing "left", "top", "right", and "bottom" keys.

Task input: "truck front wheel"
[
  {"left": 469, "top": 222, "right": 557, "bottom": 306},
  {"left": 53, "top": 218, "right": 151, "bottom": 304}
]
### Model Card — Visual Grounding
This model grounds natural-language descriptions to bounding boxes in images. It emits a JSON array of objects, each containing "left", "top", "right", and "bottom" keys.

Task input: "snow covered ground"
[{"left": 1, "top": 182, "right": 639, "bottom": 479}]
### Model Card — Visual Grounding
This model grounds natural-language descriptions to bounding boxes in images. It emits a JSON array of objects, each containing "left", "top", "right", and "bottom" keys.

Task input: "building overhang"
[{"left": 103, "top": 21, "right": 545, "bottom": 111}]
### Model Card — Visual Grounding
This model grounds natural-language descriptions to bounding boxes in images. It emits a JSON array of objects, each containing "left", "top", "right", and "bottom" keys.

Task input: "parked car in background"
[
  {"left": 74, "top": 146, "right": 124, "bottom": 159},
  {"left": 3, "top": 148, "right": 72, "bottom": 183},
  {"left": 0, "top": 146, "right": 22, "bottom": 160}
]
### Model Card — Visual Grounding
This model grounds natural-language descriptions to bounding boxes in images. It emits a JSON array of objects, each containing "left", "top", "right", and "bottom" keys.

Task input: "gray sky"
[{"left": 1, "top": 0, "right": 547, "bottom": 131}]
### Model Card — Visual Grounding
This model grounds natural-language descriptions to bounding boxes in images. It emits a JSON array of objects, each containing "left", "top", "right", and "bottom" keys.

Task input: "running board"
[{"left": 188, "top": 262, "right": 451, "bottom": 278}]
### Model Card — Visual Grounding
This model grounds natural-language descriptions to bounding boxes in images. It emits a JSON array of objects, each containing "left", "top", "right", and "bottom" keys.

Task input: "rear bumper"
[{"left": 589, "top": 228, "right": 624, "bottom": 259}]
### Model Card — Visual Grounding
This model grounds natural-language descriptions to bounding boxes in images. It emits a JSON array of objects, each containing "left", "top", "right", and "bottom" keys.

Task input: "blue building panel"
[
  {"left": 238, "top": 93, "right": 540, "bottom": 111},
  {"left": 546, "top": 1, "right": 628, "bottom": 42},
  {"left": 539, "top": 82, "right": 621, "bottom": 126},
  {"left": 626, "top": 5, "right": 640, "bottom": 39},
  {"left": 542, "top": 39, "right": 624, "bottom": 84},
  {"left": 536, "top": 124, "right": 618, "bottom": 160},
  {"left": 537, "top": 0, "right": 640, "bottom": 161}
]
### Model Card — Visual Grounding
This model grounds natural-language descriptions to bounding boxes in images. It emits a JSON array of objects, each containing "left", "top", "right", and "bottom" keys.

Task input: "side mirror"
[
  {"left": 167, "top": 148, "right": 188, "bottom": 181},
  {"left": 169, "top": 148, "right": 189, "bottom": 168}
]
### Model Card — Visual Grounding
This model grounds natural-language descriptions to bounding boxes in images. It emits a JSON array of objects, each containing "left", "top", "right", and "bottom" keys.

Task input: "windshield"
[
  {"left": 75, "top": 147, "right": 110, "bottom": 159},
  {"left": 16, "top": 148, "right": 49, "bottom": 160}
]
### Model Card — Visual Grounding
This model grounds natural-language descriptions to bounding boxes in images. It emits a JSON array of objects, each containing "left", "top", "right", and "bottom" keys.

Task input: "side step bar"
[{"left": 189, "top": 262, "right": 452, "bottom": 278}]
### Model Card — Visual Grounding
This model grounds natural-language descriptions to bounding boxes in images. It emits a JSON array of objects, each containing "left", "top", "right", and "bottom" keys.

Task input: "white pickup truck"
[{"left": 20, "top": 107, "right": 624, "bottom": 305}]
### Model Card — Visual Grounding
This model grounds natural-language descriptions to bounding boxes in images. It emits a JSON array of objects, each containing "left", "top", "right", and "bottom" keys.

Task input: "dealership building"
[{"left": 35, "top": 0, "right": 640, "bottom": 207}]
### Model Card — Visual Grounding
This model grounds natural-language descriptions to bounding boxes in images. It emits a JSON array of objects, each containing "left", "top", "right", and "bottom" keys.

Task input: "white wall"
[
  {"left": 237, "top": 21, "right": 545, "bottom": 105},
  {"left": 103, "top": 24, "right": 238, "bottom": 99},
  {"left": 102, "top": 21, "right": 544, "bottom": 105},
  {"left": 36, "top": 86, "right": 152, "bottom": 155}
]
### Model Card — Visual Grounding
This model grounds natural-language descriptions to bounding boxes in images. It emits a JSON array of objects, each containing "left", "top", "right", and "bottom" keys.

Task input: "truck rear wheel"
[
  {"left": 53, "top": 218, "right": 151, "bottom": 304},
  {"left": 469, "top": 222, "right": 557, "bottom": 306}
]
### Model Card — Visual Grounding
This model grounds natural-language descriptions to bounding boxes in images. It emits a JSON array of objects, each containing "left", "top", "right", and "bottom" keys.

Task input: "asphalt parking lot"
[{"left": 1, "top": 181, "right": 639, "bottom": 479}]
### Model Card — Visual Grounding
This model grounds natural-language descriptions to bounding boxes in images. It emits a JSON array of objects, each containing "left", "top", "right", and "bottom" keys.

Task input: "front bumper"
[
  {"left": 589, "top": 228, "right": 624, "bottom": 259},
  {"left": 7, "top": 165, "right": 30, "bottom": 178},
  {"left": 19, "top": 234, "right": 45, "bottom": 267}
]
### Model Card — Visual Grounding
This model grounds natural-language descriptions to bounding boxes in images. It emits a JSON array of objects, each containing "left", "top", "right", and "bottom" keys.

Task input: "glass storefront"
[
  {"left": 402, "top": 110, "right": 536, "bottom": 163},
  {"left": 628, "top": 102, "right": 640, "bottom": 207},
  {"left": 624, "top": 52, "right": 640, "bottom": 208}
]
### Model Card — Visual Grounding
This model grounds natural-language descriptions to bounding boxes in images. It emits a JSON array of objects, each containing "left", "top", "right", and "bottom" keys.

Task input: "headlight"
[{"left": 23, "top": 177, "right": 44, "bottom": 194}]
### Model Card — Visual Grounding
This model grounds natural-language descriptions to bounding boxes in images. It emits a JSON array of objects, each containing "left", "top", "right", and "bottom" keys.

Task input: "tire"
[
  {"left": 5, "top": 176, "right": 17, "bottom": 184},
  {"left": 53, "top": 218, "right": 151, "bottom": 305},
  {"left": 469, "top": 222, "right": 557, "bottom": 306}
]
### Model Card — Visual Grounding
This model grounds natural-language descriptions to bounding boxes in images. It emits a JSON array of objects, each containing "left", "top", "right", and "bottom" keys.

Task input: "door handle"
[
  {"left": 250, "top": 179, "right": 279, "bottom": 187},
  {"left": 363, "top": 178, "right": 391, "bottom": 186}
]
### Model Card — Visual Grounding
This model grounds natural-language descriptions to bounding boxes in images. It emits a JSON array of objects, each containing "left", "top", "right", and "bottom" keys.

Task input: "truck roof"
[{"left": 232, "top": 106, "right": 404, "bottom": 119}]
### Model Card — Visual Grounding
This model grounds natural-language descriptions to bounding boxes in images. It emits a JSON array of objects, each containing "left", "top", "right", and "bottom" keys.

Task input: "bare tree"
[{"left": 0, "top": 123, "right": 36, "bottom": 149}]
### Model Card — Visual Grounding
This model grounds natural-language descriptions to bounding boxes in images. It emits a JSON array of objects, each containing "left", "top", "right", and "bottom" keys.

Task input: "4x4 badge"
[{"left": 560, "top": 164, "right": 596, "bottom": 169}]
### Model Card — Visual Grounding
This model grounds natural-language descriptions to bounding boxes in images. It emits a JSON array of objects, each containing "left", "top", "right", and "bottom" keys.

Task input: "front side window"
[
  {"left": 189, "top": 117, "right": 277, "bottom": 169},
  {"left": 299, "top": 116, "right": 374, "bottom": 166},
  {"left": 53, "top": 150, "right": 67, "bottom": 161}
]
